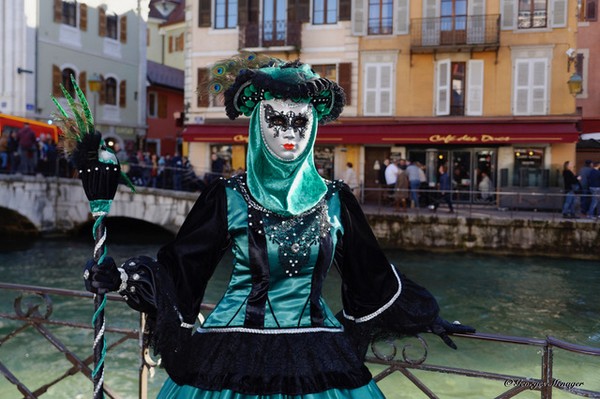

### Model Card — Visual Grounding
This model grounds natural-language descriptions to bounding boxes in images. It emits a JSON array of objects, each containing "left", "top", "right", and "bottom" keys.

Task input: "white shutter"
[
  {"left": 531, "top": 59, "right": 548, "bottom": 114},
  {"left": 514, "top": 59, "right": 530, "bottom": 115},
  {"left": 380, "top": 64, "right": 393, "bottom": 115},
  {"left": 364, "top": 64, "right": 378, "bottom": 115},
  {"left": 435, "top": 59, "right": 450, "bottom": 116},
  {"left": 422, "top": 0, "right": 440, "bottom": 45},
  {"left": 501, "top": 0, "right": 516, "bottom": 30},
  {"left": 552, "top": 0, "right": 568, "bottom": 27},
  {"left": 467, "top": 0, "right": 486, "bottom": 43},
  {"left": 394, "top": 0, "right": 409, "bottom": 35},
  {"left": 352, "top": 0, "right": 367, "bottom": 35},
  {"left": 466, "top": 60, "right": 484, "bottom": 116}
]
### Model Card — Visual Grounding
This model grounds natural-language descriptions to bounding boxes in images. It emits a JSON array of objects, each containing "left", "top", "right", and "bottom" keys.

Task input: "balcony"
[
  {"left": 239, "top": 20, "right": 301, "bottom": 50},
  {"left": 411, "top": 14, "right": 500, "bottom": 54}
]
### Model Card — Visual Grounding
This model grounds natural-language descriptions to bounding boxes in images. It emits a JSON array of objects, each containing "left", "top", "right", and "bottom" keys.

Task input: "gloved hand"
[
  {"left": 429, "top": 316, "right": 475, "bottom": 350},
  {"left": 83, "top": 257, "right": 121, "bottom": 294}
]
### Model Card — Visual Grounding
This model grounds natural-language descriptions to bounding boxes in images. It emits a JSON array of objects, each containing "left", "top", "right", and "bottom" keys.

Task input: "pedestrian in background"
[
  {"left": 432, "top": 165, "right": 454, "bottom": 213},
  {"left": 578, "top": 160, "right": 593, "bottom": 217},
  {"left": 587, "top": 162, "right": 600, "bottom": 219},
  {"left": 343, "top": 162, "right": 359, "bottom": 198},
  {"left": 406, "top": 160, "right": 421, "bottom": 208},
  {"left": 17, "top": 123, "right": 37, "bottom": 175},
  {"left": 562, "top": 161, "right": 580, "bottom": 219},
  {"left": 0, "top": 133, "right": 8, "bottom": 172}
]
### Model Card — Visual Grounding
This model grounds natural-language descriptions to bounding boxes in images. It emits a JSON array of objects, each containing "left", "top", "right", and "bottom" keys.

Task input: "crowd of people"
[
  {"left": 0, "top": 123, "right": 61, "bottom": 176},
  {"left": 376, "top": 157, "right": 497, "bottom": 213},
  {"left": 562, "top": 159, "right": 600, "bottom": 219}
]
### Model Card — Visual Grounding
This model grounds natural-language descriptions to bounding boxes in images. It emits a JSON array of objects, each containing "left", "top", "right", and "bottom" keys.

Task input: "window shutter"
[
  {"left": 422, "top": 0, "right": 440, "bottom": 45},
  {"left": 119, "top": 80, "right": 127, "bottom": 108},
  {"left": 169, "top": 36, "right": 173, "bottom": 53},
  {"left": 99, "top": 75, "right": 106, "bottom": 104},
  {"left": 394, "top": 0, "right": 409, "bottom": 35},
  {"left": 586, "top": 0, "right": 598, "bottom": 21},
  {"left": 531, "top": 59, "right": 547, "bottom": 114},
  {"left": 514, "top": 60, "right": 530, "bottom": 115},
  {"left": 52, "top": 65, "right": 62, "bottom": 97},
  {"left": 120, "top": 15, "right": 127, "bottom": 43},
  {"left": 295, "top": 0, "right": 310, "bottom": 22},
  {"left": 552, "top": 0, "right": 567, "bottom": 27},
  {"left": 435, "top": 59, "right": 450, "bottom": 116},
  {"left": 338, "top": 63, "right": 352, "bottom": 106},
  {"left": 199, "top": 0, "right": 211, "bottom": 27},
  {"left": 364, "top": 64, "right": 378, "bottom": 115},
  {"left": 198, "top": 68, "right": 209, "bottom": 107},
  {"left": 380, "top": 64, "right": 392, "bottom": 115},
  {"left": 238, "top": 0, "right": 248, "bottom": 24},
  {"left": 79, "top": 72, "right": 87, "bottom": 98},
  {"left": 500, "top": 0, "right": 516, "bottom": 30},
  {"left": 54, "top": 0, "right": 62, "bottom": 23},
  {"left": 158, "top": 94, "right": 168, "bottom": 118},
  {"left": 80, "top": 3, "right": 88, "bottom": 31},
  {"left": 466, "top": 60, "right": 484, "bottom": 116},
  {"left": 352, "top": 0, "right": 367, "bottom": 36},
  {"left": 467, "top": 0, "right": 485, "bottom": 43},
  {"left": 99, "top": 7, "right": 106, "bottom": 36},
  {"left": 339, "top": 0, "right": 351, "bottom": 21}
]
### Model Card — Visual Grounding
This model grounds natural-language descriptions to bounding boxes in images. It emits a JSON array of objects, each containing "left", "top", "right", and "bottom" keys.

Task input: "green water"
[{"left": 0, "top": 239, "right": 599, "bottom": 398}]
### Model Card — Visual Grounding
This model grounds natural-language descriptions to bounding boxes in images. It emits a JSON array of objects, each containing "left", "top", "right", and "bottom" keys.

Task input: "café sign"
[{"left": 428, "top": 134, "right": 511, "bottom": 143}]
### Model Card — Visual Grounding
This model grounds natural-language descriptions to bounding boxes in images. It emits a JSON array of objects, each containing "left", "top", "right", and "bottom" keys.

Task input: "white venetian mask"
[{"left": 259, "top": 99, "right": 314, "bottom": 161}]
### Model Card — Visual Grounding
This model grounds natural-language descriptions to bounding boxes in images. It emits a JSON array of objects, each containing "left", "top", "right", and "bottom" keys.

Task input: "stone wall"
[{"left": 367, "top": 214, "right": 600, "bottom": 260}]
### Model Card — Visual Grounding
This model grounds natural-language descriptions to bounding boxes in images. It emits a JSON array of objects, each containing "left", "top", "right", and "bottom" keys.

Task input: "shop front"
[{"left": 183, "top": 118, "right": 579, "bottom": 208}]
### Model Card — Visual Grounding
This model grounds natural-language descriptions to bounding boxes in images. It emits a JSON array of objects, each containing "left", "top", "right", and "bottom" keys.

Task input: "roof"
[
  {"left": 148, "top": 0, "right": 185, "bottom": 24},
  {"left": 147, "top": 60, "right": 184, "bottom": 91}
]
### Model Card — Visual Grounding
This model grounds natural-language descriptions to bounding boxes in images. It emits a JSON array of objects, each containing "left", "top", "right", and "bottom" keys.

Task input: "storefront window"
[
  {"left": 513, "top": 148, "right": 545, "bottom": 187},
  {"left": 314, "top": 146, "right": 334, "bottom": 180}
]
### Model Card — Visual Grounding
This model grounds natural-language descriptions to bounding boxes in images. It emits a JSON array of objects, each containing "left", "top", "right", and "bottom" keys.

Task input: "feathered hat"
[{"left": 205, "top": 54, "right": 345, "bottom": 123}]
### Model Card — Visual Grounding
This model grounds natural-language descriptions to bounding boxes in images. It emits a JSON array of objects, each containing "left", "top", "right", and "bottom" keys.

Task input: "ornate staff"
[{"left": 52, "top": 76, "right": 133, "bottom": 399}]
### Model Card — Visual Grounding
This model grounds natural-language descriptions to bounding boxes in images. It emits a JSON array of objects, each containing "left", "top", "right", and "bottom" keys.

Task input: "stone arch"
[{"left": 0, "top": 207, "right": 39, "bottom": 238}]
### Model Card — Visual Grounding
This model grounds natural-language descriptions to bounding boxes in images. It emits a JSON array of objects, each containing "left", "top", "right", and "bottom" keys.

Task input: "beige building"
[{"left": 182, "top": 0, "right": 581, "bottom": 208}]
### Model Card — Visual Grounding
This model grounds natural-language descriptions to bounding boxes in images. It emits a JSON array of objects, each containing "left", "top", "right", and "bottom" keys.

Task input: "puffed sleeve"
[
  {"left": 118, "top": 179, "right": 231, "bottom": 353},
  {"left": 334, "top": 185, "right": 439, "bottom": 357}
]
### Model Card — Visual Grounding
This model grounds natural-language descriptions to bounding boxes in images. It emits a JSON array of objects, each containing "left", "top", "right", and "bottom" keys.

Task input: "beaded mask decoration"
[{"left": 204, "top": 54, "right": 345, "bottom": 124}]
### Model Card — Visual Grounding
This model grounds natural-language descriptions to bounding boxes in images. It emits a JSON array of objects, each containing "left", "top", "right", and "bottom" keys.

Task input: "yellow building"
[{"left": 183, "top": 0, "right": 580, "bottom": 206}]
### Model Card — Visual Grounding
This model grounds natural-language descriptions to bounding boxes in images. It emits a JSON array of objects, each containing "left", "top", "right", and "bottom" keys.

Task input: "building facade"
[
  {"left": 182, "top": 0, "right": 581, "bottom": 205},
  {"left": 32, "top": 0, "right": 149, "bottom": 151}
]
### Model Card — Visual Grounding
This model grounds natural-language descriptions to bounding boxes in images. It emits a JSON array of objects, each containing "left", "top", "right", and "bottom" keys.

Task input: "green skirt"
[{"left": 157, "top": 378, "right": 386, "bottom": 399}]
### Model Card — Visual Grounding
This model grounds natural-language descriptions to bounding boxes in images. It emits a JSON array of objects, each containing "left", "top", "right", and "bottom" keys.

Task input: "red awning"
[{"left": 182, "top": 119, "right": 580, "bottom": 145}]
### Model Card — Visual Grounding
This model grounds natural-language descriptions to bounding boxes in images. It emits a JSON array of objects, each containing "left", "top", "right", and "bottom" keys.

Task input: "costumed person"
[{"left": 83, "top": 55, "right": 474, "bottom": 398}]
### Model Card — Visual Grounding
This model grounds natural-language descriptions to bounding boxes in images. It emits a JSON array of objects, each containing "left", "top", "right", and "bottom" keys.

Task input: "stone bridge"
[{"left": 0, "top": 174, "right": 199, "bottom": 235}]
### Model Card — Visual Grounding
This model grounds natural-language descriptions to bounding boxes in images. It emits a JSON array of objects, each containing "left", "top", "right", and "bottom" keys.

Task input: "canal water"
[{"left": 0, "top": 238, "right": 599, "bottom": 398}]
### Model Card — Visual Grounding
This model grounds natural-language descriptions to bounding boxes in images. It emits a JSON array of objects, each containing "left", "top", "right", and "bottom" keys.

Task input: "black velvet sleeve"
[{"left": 335, "top": 185, "right": 439, "bottom": 356}]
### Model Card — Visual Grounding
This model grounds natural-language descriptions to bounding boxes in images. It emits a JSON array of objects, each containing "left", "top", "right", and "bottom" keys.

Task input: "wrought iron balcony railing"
[
  {"left": 411, "top": 14, "right": 500, "bottom": 53},
  {"left": 2, "top": 282, "right": 599, "bottom": 398}
]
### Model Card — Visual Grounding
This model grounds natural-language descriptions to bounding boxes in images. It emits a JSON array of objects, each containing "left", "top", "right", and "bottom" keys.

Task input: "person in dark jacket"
[
  {"left": 586, "top": 162, "right": 600, "bottom": 219},
  {"left": 562, "top": 161, "right": 580, "bottom": 219},
  {"left": 432, "top": 165, "right": 454, "bottom": 213}
]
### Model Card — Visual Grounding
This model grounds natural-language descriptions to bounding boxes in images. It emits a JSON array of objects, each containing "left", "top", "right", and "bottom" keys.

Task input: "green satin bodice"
[{"left": 202, "top": 180, "right": 343, "bottom": 329}]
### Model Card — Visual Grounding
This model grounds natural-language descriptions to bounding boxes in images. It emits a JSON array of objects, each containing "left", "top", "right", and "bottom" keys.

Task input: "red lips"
[{"left": 283, "top": 143, "right": 295, "bottom": 150}]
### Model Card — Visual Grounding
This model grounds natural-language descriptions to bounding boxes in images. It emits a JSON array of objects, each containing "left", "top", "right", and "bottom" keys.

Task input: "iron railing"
[
  {"left": 410, "top": 14, "right": 500, "bottom": 52},
  {"left": 1, "top": 283, "right": 599, "bottom": 398}
]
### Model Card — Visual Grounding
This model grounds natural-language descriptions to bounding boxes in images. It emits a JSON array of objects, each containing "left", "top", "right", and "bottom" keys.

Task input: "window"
[
  {"left": 148, "top": 92, "right": 158, "bottom": 118},
  {"left": 313, "top": 0, "right": 338, "bottom": 25},
  {"left": 368, "top": 0, "right": 393, "bottom": 34},
  {"left": 62, "top": 0, "right": 77, "bottom": 27},
  {"left": 580, "top": 0, "right": 598, "bottom": 21},
  {"left": 517, "top": 0, "right": 547, "bottom": 29},
  {"left": 312, "top": 64, "right": 337, "bottom": 80},
  {"left": 436, "top": 59, "right": 484, "bottom": 116},
  {"left": 215, "top": 0, "right": 238, "bottom": 29},
  {"left": 61, "top": 68, "right": 76, "bottom": 97},
  {"left": 363, "top": 62, "right": 393, "bottom": 115},
  {"left": 105, "top": 77, "right": 117, "bottom": 106},
  {"left": 106, "top": 13, "right": 118, "bottom": 39},
  {"left": 263, "top": 0, "right": 286, "bottom": 44},
  {"left": 513, "top": 58, "right": 548, "bottom": 115}
]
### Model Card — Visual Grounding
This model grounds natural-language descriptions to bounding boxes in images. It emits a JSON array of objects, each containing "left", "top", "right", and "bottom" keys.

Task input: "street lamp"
[
  {"left": 88, "top": 73, "right": 102, "bottom": 121},
  {"left": 567, "top": 73, "right": 583, "bottom": 96}
]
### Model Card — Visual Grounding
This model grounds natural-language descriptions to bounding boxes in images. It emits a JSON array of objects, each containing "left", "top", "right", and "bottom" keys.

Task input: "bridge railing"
[{"left": 1, "top": 282, "right": 599, "bottom": 398}]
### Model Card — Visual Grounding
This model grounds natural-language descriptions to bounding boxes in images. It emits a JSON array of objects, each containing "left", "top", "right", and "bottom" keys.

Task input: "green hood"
[{"left": 245, "top": 103, "right": 327, "bottom": 216}]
